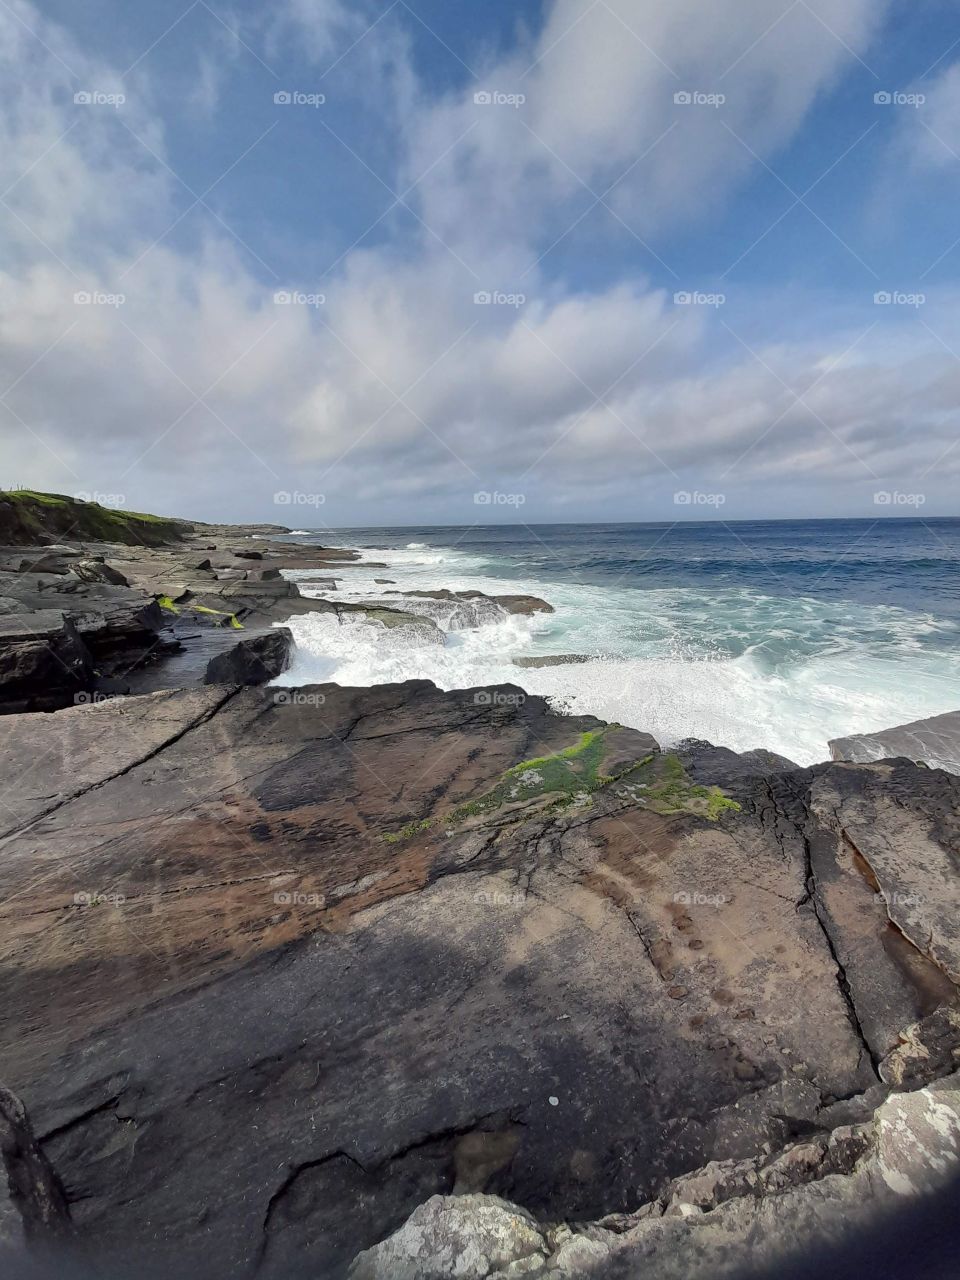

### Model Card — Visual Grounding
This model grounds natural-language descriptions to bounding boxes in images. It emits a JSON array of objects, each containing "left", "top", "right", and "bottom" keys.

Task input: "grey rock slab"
[
  {"left": 351, "top": 1074, "right": 960, "bottom": 1280},
  {"left": 830, "top": 710, "right": 960, "bottom": 776},
  {"left": 204, "top": 627, "right": 293, "bottom": 686},
  {"left": 0, "top": 687, "right": 957, "bottom": 1277}
]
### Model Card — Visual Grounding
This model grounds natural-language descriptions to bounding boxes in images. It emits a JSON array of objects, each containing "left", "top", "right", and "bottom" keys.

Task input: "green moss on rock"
[
  {"left": 448, "top": 726, "right": 652, "bottom": 824},
  {"left": 382, "top": 817, "right": 433, "bottom": 844},
  {"left": 619, "top": 753, "right": 741, "bottom": 820},
  {"left": 377, "top": 736, "right": 740, "bottom": 845}
]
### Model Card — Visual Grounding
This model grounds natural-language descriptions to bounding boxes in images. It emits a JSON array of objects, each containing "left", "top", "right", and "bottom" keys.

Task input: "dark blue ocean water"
[
  {"left": 314, "top": 518, "right": 960, "bottom": 620},
  {"left": 279, "top": 519, "right": 960, "bottom": 763}
]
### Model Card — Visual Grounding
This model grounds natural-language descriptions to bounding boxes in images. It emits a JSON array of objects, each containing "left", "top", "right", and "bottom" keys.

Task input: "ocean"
[{"left": 274, "top": 519, "right": 960, "bottom": 765}]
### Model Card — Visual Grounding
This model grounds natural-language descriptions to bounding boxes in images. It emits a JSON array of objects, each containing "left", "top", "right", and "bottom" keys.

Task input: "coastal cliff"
[{"left": 0, "top": 495, "right": 959, "bottom": 1279}]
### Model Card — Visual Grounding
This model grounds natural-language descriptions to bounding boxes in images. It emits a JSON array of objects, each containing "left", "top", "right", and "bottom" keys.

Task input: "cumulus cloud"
[
  {"left": 1, "top": 0, "right": 956, "bottom": 524},
  {"left": 405, "top": 0, "right": 882, "bottom": 258}
]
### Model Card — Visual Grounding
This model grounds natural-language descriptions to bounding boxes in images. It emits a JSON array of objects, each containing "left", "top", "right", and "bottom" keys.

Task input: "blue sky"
[{"left": 2, "top": 0, "right": 960, "bottom": 524}]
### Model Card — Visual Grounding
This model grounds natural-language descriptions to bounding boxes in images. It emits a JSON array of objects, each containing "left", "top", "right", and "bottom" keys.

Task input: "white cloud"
[
  {"left": 903, "top": 60, "right": 960, "bottom": 169},
  {"left": 404, "top": 0, "right": 882, "bottom": 263},
  {"left": 3, "top": 0, "right": 958, "bottom": 524}
]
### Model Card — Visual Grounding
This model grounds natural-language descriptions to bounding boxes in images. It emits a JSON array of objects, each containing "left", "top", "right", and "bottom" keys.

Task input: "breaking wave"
[{"left": 277, "top": 530, "right": 960, "bottom": 765}]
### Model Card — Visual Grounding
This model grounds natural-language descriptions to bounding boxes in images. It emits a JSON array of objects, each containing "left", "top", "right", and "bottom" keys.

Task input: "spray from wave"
[{"left": 277, "top": 542, "right": 960, "bottom": 765}]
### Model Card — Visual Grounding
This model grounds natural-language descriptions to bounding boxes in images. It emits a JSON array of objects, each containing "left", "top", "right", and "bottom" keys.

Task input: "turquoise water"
[{"left": 275, "top": 520, "right": 960, "bottom": 764}]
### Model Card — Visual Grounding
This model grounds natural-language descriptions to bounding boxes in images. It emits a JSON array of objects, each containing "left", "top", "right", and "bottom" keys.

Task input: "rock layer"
[
  {"left": 204, "top": 627, "right": 293, "bottom": 685},
  {"left": 0, "top": 682, "right": 957, "bottom": 1278},
  {"left": 351, "top": 1072, "right": 960, "bottom": 1279},
  {"left": 0, "top": 506, "right": 358, "bottom": 710}
]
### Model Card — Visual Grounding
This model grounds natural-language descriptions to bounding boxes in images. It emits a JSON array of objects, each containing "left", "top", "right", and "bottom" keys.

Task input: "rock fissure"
[
  {"left": 798, "top": 828, "right": 883, "bottom": 1079},
  {"left": 842, "top": 825, "right": 958, "bottom": 988},
  {"left": 0, "top": 685, "right": 242, "bottom": 847}
]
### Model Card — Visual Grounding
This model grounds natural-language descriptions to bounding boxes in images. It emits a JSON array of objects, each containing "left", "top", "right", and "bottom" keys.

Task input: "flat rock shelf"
[{"left": 0, "top": 680, "right": 958, "bottom": 1277}]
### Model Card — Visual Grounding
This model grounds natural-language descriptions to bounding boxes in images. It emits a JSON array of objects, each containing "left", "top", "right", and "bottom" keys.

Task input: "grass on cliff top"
[{"left": 0, "top": 490, "right": 188, "bottom": 546}]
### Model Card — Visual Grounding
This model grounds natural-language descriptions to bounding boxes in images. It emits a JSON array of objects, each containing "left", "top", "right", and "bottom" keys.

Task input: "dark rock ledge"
[
  {"left": 0, "top": 505, "right": 358, "bottom": 710},
  {"left": 0, "top": 496, "right": 559, "bottom": 711},
  {"left": 831, "top": 709, "right": 960, "bottom": 776},
  {"left": 1, "top": 497, "right": 959, "bottom": 1279},
  {"left": 0, "top": 680, "right": 957, "bottom": 1278}
]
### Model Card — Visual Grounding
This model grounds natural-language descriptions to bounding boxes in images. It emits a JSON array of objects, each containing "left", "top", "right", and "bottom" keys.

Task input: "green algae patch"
[
  {"left": 377, "top": 738, "right": 738, "bottom": 844},
  {"left": 447, "top": 726, "right": 652, "bottom": 825},
  {"left": 504, "top": 729, "right": 607, "bottom": 787},
  {"left": 156, "top": 594, "right": 244, "bottom": 629},
  {"left": 618, "top": 753, "right": 741, "bottom": 821},
  {"left": 598, "top": 752, "right": 654, "bottom": 786}
]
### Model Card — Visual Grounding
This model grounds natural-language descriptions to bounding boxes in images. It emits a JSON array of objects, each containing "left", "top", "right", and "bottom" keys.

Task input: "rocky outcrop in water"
[
  {"left": 0, "top": 680, "right": 957, "bottom": 1278},
  {"left": 405, "top": 590, "right": 554, "bottom": 616}
]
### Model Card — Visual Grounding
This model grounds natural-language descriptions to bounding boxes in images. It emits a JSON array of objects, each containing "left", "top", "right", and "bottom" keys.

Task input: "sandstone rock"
[
  {"left": 0, "top": 518, "right": 370, "bottom": 710},
  {"left": 407, "top": 589, "right": 554, "bottom": 615},
  {"left": 512, "top": 654, "right": 590, "bottom": 668},
  {"left": 241, "top": 567, "right": 283, "bottom": 582},
  {"left": 355, "top": 1074, "right": 960, "bottom": 1279},
  {"left": 480, "top": 594, "right": 553, "bottom": 615},
  {"left": 71, "top": 559, "right": 129, "bottom": 587},
  {"left": 306, "top": 597, "right": 444, "bottom": 638},
  {"left": 16, "top": 553, "right": 77, "bottom": 575},
  {"left": 0, "top": 1087, "right": 71, "bottom": 1244},
  {"left": 675, "top": 738, "right": 800, "bottom": 790},
  {"left": 0, "top": 686, "right": 234, "bottom": 838},
  {"left": 0, "top": 611, "right": 92, "bottom": 712}
]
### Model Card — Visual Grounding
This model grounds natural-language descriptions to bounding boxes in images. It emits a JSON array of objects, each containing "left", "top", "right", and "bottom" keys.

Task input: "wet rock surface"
[
  {"left": 0, "top": 681, "right": 957, "bottom": 1278},
  {"left": 512, "top": 654, "right": 591, "bottom": 668},
  {"left": 404, "top": 589, "right": 554, "bottom": 615},
  {"left": 830, "top": 709, "right": 960, "bottom": 776}
]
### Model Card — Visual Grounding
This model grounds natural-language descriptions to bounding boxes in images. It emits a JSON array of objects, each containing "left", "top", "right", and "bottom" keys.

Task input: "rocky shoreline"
[{"left": 1, "top": 496, "right": 959, "bottom": 1279}]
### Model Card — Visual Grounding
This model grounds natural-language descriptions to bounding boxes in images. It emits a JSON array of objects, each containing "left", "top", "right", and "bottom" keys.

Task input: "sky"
[{"left": 2, "top": 0, "right": 960, "bottom": 526}]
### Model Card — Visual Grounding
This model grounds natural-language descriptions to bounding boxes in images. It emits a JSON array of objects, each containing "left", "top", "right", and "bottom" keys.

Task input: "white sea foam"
[{"left": 276, "top": 543, "right": 960, "bottom": 765}]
